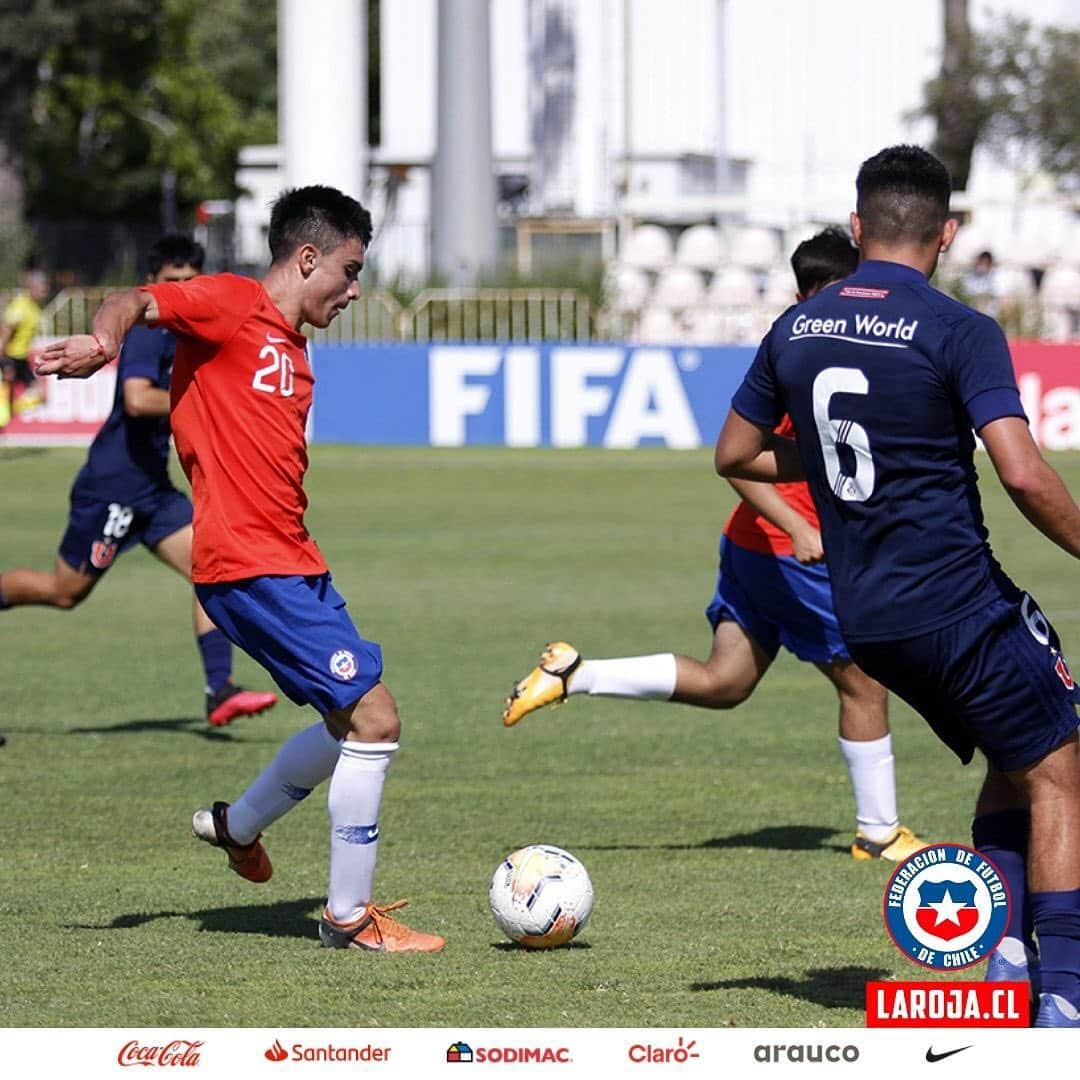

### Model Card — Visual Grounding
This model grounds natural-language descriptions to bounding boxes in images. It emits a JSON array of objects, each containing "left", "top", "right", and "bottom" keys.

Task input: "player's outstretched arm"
[
  {"left": 981, "top": 416, "right": 1080, "bottom": 559},
  {"left": 36, "top": 289, "right": 160, "bottom": 379},
  {"left": 714, "top": 409, "right": 805, "bottom": 482}
]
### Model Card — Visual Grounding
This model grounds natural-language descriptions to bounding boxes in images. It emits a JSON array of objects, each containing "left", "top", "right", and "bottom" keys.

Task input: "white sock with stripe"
[
  {"left": 326, "top": 740, "right": 398, "bottom": 924},
  {"left": 226, "top": 722, "right": 342, "bottom": 844}
]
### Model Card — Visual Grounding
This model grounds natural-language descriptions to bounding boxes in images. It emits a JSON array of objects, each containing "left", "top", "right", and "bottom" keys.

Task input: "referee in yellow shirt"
[{"left": 1, "top": 269, "right": 50, "bottom": 426}]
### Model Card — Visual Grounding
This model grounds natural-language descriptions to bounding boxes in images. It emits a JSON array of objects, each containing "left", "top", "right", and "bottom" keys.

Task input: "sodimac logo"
[
  {"left": 116, "top": 1039, "right": 203, "bottom": 1067},
  {"left": 445, "top": 1040, "right": 571, "bottom": 1064}
]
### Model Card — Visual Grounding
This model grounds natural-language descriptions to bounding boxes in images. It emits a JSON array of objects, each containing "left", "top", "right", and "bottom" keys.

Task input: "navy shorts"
[
  {"left": 59, "top": 485, "right": 193, "bottom": 575},
  {"left": 195, "top": 573, "right": 383, "bottom": 715},
  {"left": 705, "top": 535, "right": 849, "bottom": 664},
  {"left": 847, "top": 594, "right": 1080, "bottom": 772}
]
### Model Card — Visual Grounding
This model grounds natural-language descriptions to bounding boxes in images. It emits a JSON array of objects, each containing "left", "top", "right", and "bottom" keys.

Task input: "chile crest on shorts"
[
  {"left": 329, "top": 648, "right": 358, "bottom": 681},
  {"left": 883, "top": 843, "right": 1009, "bottom": 971}
]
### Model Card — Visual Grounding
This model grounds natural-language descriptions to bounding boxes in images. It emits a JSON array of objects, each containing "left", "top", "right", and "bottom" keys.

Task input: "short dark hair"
[
  {"left": 268, "top": 185, "right": 373, "bottom": 263},
  {"left": 855, "top": 145, "right": 952, "bottom": 245},
  {"left": 148, "top": 234, "right": 205, "bottom": 275},
  {"left": 791, "top": 227, "right": 858, "bottom": 297}
]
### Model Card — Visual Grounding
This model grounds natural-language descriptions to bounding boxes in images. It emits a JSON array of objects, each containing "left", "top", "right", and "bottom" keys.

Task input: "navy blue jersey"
[
  {"left": 732, "top": 259, "right": 1027, "bottom": 643},
  {"left": 76, "top": 324, "right": 178, "bottom": 501}
]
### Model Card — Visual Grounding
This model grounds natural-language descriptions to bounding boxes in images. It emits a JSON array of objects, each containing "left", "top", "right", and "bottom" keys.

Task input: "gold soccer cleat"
[
  {"left": 502, "top": 642, "right": 582, "bottom": 727},
  {"left": 851, "top": 824, "right": 928, "bottom": 862}
]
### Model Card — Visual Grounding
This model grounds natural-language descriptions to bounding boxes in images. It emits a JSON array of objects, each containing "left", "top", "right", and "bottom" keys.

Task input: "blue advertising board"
[{"left": 309, "top": 343, "right": 756, "bottom": 448}]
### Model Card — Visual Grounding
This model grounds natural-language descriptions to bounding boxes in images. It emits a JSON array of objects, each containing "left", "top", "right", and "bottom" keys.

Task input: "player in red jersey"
[
  {"left": 504, "top": 229, "right": 927, "bottom": 862},
  {"left": 38, "top": 186, "right": 444, "bottom": 953}
]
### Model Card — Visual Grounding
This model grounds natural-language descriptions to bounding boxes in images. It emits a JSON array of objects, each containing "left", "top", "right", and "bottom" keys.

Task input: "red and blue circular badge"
[{"left": 883, "top": 843, "right": 1010, "bottom": 971}]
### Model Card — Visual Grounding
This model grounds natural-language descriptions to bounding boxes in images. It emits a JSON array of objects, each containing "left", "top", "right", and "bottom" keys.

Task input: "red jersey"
[
  {"left": 722, "top": 414, "right": 820, "bottom": 557},
  {"left": 144, "top": 273, "right": 328, "bottom": 584}
]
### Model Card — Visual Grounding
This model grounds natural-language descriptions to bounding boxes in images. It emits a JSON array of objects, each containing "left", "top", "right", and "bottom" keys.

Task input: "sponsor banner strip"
[{"left": 0, "top": 1024, "right": 1061, "bottom": 1078}]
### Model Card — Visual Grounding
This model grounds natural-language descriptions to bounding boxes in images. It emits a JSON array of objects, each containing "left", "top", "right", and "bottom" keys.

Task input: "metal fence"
[
  {"left": 34, "top": 287, "right": 598, "bottom": 343},
  {"left": 21, "top": 285, "right": 1076, "bottom": 345}
]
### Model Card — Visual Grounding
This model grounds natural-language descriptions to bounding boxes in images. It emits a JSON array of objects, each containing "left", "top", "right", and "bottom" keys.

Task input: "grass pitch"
[{"left": 1, "top": 445, "right": 1077, "bottom": 1028}]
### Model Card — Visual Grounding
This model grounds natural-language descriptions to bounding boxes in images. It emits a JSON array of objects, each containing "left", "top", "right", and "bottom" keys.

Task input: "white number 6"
[{"left": 812, "top": 367, "right": 875, "bottom": 502}]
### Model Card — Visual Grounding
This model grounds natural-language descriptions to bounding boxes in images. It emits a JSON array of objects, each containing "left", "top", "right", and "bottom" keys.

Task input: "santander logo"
[
  {"left": 117, "top": 1039, "right": 203, "bottom": 1067},
  {"left": 265, "top": 1040, "right": 289, "bottom": 1063}
]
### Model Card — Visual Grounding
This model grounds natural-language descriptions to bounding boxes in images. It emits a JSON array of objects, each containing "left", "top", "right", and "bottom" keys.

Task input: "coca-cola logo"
[{"left": 117, "top": 1039, "right": 204, "bottom": 1067}]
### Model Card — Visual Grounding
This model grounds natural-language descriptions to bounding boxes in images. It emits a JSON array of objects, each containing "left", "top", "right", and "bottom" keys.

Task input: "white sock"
[
  {"left": 839, "top": 734, "right": 899, "bottom": 841},
  {"left": 326, "top": 740, "right": 397, "bottom": 924},
  {"left": 568, "top": 654, "right": 677, "bottom": 699},
  {"left": 226, "top": 723, "right": 341, "bottom": 844}
]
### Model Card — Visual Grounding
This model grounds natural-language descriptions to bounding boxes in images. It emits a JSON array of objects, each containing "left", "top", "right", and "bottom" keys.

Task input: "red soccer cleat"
[{"left": 206, "top": 683, "right": 278, "bottom": 728}]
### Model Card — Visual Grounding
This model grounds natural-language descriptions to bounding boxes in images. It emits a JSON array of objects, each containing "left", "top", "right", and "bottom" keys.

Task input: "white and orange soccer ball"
[{"left": 489, "top": 844, "right": 594, "bottom": 948}]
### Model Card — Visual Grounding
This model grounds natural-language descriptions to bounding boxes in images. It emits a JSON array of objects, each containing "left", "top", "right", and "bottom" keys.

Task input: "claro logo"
[
  {"left": 628, "top": 1036, "right": 700, "bottom": 1064},
  {"left": 117, "top": 1040, "right": 204, "bottom": 1067},
  {"left": 754, "top": 1044, "right": 860, "bottom": 1063}
]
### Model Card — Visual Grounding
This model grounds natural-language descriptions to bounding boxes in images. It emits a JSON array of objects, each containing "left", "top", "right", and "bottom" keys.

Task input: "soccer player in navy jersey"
[
  {"left": 504, "top": 229, "right": 928, "bottom": 863},
  {"left": 0, "top": 236, "right": 277, "bottom": 729},
  {"left": 715, "top": 145, "right": 1080, "bottom": 1027}
]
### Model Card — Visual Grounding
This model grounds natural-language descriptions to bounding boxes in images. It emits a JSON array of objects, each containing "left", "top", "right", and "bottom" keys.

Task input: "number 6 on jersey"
[{"left": 812, "top": 366, "right": 875, "bottom": 502}]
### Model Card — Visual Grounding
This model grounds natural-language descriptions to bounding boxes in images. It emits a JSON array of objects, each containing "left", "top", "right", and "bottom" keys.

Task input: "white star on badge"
[{"left": 928, "top": 888, "right": 966, "bottom": 926}]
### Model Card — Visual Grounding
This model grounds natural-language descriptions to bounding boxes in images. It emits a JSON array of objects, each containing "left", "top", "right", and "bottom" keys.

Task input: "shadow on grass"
[
  {"left": 490, "top": 940, "right": 592, "bottom": 952},
  {"left": 68, "top": 896, "right": 324, "bottom": 940},
  {"left": 584, "top": 825, "right": 848, "bottom": 856},
  {"left": 68, "top": 716, "right": 278, "bottom": 743},
  {"left": 691, "top": 965, "right": 888, "bottom": 1011},
  {"left": 0, "top": 446, "right": 48, "bottom": 462}
]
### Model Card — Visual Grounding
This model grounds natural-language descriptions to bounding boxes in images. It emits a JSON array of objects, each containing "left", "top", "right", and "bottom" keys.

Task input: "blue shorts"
[
  {"left": 847, "top": 594, "right": 1080, "bottom": 772},
  {"left": 195, "top": 573, "right": 383, "bottom": 715},
  {"left": 705, "top": 535, "right": 849, "bottom": 664},
  {"left": 59, "top": 484, "right": 193, "bottom": 575}
]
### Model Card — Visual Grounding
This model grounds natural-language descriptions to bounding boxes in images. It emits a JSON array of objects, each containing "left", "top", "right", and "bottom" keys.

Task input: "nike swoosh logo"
[{"left": 926, "top": 1046, "right": 971, "bottom": 1063}]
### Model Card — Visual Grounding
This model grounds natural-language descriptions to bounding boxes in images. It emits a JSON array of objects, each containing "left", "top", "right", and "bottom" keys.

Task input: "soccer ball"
[{"left": 489, "top": 844, "right": 594, "bottom": 948}]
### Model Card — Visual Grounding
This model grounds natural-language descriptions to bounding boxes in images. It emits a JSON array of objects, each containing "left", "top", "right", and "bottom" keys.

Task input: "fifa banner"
[
  {"left": 2, "top": 340, "right": 1077, "bottom": 449},
  {"left": 310, "top": 341, "right": 1080, "bottom": 449}
]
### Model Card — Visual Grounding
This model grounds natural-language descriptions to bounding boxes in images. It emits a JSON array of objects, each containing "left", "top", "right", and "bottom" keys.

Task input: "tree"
[
  {"left": 920, "top": 6, "right": 1080, "bottom": 190},
  {"left": 26, "top": 0, "right": 276, "bottom": 224},
  {"left": 0, "top": 0, "right": 75, "bottom": 275}
]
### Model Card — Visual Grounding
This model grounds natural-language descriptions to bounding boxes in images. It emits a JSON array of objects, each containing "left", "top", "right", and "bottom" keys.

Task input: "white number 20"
[
  {"left": 812, "top": 367, "right": 875, "bottom": 502},
  {"left": 252, "top": 344, "right": 295, "bottom": 397}
]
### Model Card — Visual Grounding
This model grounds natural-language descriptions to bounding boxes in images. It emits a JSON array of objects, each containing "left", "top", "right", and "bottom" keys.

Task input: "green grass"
[{"left": 1, "top": 446, "right": 1077, "bottom": 1028}]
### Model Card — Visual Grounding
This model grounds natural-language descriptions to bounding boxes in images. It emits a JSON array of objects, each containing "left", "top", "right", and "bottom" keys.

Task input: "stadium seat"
[
  {"left": 762, "top": 265, "right": 796, "bottom": 307},
  {"left": 683, "top": 308, "right": 727, "bottom": 345},
  {"left": 634, "top": 306, "right": 681, "bottom": 343},
  {"left": 609, "top": 264, "right": 651, "bottom": 313},
  {"left": 1040, "top": 264, "right": 1080, "bottom": 307},
  {"left": 621, "top": 224, "right": 674, "bottom": 271},
  {"left": 729, "top": 226, "right": 781, "bottom": 270},
  {"left": 652, "top": 266, "right": 706, "bottom": 311},
  {"left": 708, "top": 266, "right": 759, "bottom": 306},
  {"left": 674, "top": 224, "right": 725, "bottom": 270},
  {"left": 992, "top": 264, "right": 1036, "bottom": 301}
]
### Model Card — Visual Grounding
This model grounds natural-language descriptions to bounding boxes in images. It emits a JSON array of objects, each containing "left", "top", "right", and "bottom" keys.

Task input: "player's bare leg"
[
  {"left": 318, "top": 684, "right": 445, "bottom": 952},
  {"left": 815, "top": 658, "right": 925, "bottom": 860},
  {"left": 152, "top": 525, "right": 277, "bottom": 726},
  {"left": 503, "top": 621, "right": 771, "bottom": 726},
  {"left": 1005, "top": 733, "right": 1080, "bottom": 1024},
  {"left": 0, "top": 557, "right": 97, "bottom": 609}
]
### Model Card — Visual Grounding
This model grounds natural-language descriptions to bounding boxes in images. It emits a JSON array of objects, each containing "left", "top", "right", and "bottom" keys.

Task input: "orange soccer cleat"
[
  {"left": 191, "top": 800, "right": 273, "bottom": 883},
  {"left": 319, "top": 899, "right": 446, "bottom": 953}
]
